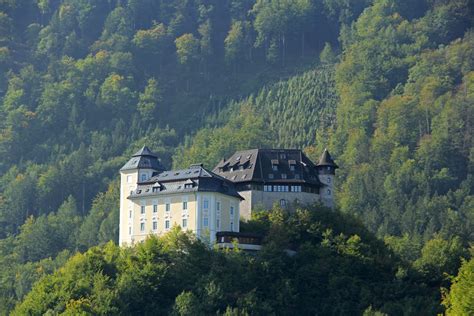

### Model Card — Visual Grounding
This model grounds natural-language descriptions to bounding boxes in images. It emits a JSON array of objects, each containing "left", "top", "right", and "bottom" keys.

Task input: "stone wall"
[{"left": 239, "top": 190, "right": 321, "bottom": 221}]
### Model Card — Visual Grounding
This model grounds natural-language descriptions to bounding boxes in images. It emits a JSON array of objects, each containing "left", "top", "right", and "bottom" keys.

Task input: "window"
[
  {"left": 281, "top": 173, "right": 287, "bottom": 179},
  {"left": 185, "top": 182, "right": 193, "bottom": 189},
  {"left": 183, "top": 201, "right": 188, "bottom": 210},
  {"left": 280, "top": 153, "right": 286, "bottom": 159},
  {"left": 327, "top": 189, "right": 331, "bottom": 195},
  {"left": 129, "top": 226, "right": 131, "bottom": 235},
  {"left": 203, "top": 217, "right": 209, "bottom": 227},
  {"left": 165, "top": 203, "right": 170, "bottom": 212},
  {"left": 216, "top": 202, "right": 220, "bottom": 211},
  {"left": 127, "top": 175, "right": 132, "bottom": 183},
  {"left": 141, "top": 205, "right": 145, "bottom": 214},
  {"left": 291, "top": 185, "right": 301, "bottom": 192},
  {"left": 129, "top": 210, "right": 132, "bottom": 218},
  {"left": 327, "top": 166, "right": 331, "bottom": 171},
  {"left": 182, "top": 218, "right": 187, "bottom": 228},
  {"left": 140, "top": 222, "right": 145, "bottom": 232},
  {"left": 327, "top": 177, "right": 331, "bottom": 183},
  {"left": 230, "top": 206, "right": 234, "bottom": 216},
  {"left": 203, "top": 199, "right": 209, "bottom": 209},
  {"left": 264, "top": 185, "right": 272, "bottom": 192},
  {"left": 216, "top": 219, "right": 220, "bottom": 229},
  {"left": 290, "top": 165, "right": 295, "bottom": 171},
  {"left": 272, "top": 165, "right": 278, "bottom": 171},
  {"left": 153, "top": 204, "right": 157, "bottom": 213},
  {"left": 268, "top": 174, "right": 274, "bottom": 179},
  {"left": 295, "top": 174, "right": 300, "bottom": 179},
  {"left": 141, "top": 174, "right": 147, "bottom": 182},
  {"left": 280, "top": 199, "right": 287, "bottom": 207},
  {"left": 165, "top": 220, "right": 170, "bottom": 229},
  {"left": 230, "top": 222, "right": 234, "bottom": 231},
  {"left": 153, "top": 221, "right": 157, "bottom": 231}
]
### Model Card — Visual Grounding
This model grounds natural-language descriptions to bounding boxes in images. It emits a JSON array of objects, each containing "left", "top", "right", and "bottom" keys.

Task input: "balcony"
[{"left": 215, "top": 231, "right": 263, "bottom": 252}]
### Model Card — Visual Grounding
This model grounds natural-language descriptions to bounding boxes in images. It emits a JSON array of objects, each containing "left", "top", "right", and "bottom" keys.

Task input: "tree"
[
  {"left": 442, "top": 255, "right": 474, "bottom": 315},
  {"left": 225, "top": 21, "right": 245, "bottom": 70},
  {"left": 414, "top": 236, "right": 466, "bottom": 283},
  {"left": 97, "top": 73, "right": 135, "bottom": 117},
  {"left": 320, "top": 42, "right": 336, "bottom": 65},
  {"left": 175, "top": 33, "right": 199, "bottom": 69},
  {"left": 132, "top": 23, "right": 169, "bottom": 73},
  {"left": 137, "top": 78, "right": 162, "bottom": 122}
]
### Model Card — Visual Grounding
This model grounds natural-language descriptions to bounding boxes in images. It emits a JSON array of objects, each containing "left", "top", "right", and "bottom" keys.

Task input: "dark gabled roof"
[
  {"left": 141, "top": 164, "right": 214, "bottom": 183},
  {"left": 316, "top": 148, "right": 339, "bottom": 168},
  {"left": 128, "top": 165, "right": 243, "bottom": 200},
  {"left": 212, "top": 149, "right": 323, "bottom": 187},
  {"left": 120, "top": 146, "right": 165, "bottom": 172}
]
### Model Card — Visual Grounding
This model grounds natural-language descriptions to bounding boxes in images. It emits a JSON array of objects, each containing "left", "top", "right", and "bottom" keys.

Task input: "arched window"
[{"left": 280, "top": 199, "right": 287, "bottom": 207}]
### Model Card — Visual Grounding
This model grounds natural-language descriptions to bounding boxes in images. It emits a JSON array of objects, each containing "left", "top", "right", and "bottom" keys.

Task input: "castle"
[{"left": 119, "top": 147, "right": 337, "bottom": 246}]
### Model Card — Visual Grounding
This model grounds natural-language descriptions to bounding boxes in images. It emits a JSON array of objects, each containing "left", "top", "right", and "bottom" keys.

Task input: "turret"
[
  {"left": 315, "top": 148, "right": 338, "bottom": 208},
  {"left": 119, "top": 146, "right": 165, "bottom": 245}
]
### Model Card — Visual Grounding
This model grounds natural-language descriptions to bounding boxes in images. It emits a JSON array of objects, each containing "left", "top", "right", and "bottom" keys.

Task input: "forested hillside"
[
  {"left": 12, "top": 206, "right": 449, "bottom": 315},
  {"left": 0, "top": 0, "right": 473, "bottom": 314},
  {"left": 177, "top": 0, "right": 474, "bottom": 271}
]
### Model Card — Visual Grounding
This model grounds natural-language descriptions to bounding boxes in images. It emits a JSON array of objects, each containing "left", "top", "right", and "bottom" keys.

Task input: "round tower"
[
  {"left": 315, "top": 148, "right": 338, "bottom": 208},
  {"left": 119, "top": 146, "right": 165, "bottom": 245}
]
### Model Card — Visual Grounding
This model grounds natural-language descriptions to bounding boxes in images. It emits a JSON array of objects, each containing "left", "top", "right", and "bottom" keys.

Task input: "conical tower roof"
[
  {"left": 132, "top": 146, "right": 158, "bottom": 158},
  {"left": 317, "top": 148, "right": 338, "bottom": 168},
  {"left": 121, "top": 146, "right": 165, "bottom": 172}
]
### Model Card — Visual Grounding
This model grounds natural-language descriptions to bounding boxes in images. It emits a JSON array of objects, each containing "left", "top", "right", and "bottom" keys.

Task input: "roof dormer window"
[{"left": 184, "top": 179, "right": 194, "bottom": 189}]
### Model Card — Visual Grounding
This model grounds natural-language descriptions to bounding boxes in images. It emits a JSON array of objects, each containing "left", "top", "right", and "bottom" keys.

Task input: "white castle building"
[{"left": 119, "top": 147, "right": 337, "bottom": 246}]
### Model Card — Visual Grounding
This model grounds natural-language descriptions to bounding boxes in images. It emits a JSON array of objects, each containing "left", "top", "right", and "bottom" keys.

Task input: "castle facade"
[{"left": 119, "top": 147, "right": 337, "bottom": 246}]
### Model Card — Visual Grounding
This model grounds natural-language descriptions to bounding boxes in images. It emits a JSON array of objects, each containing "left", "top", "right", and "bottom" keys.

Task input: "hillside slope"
[{"left": 13, "top": 206, "right": 443, "bottom": 315}]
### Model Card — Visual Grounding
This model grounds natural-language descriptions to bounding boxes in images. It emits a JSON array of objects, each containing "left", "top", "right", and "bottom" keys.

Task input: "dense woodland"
[{"left": 0, "top": 0, "right": 473, "bottom": 314}]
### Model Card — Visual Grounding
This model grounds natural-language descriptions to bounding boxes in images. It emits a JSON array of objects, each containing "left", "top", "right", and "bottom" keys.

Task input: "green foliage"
[
  {"left": 414, "top": 235, "right": 466, "bottom": 284},
  {"left": 175, "top": 33, "right": 199, "bottom": 68},
  {"left": 0, "top": 0, "right": 473, "bottom": 313},
  {"left": 137, "top": 78, "right": 162, "bottom": 122},
  {"left": 77, "top": 180, "right": 119, "bottom": 251},
  {"left": 174, "top": 66, "right": 337, "bottom": 168},
  {"left": 442, "top": 253, "right": 474, "bottom": 315},
  {"left": 332, "top": 0, "right": 473, "bottom": 244},
  {"left": 15, "top": 196, "right": 80, "bottom": 263},
  {"left": 320, "top": 42, "right": 336, "bottom": 65},
  {"left": 174, "top": 103, "right": 272, "bottom": 169},
  {"left": 13, "top": 205, "right": 443, "bottom": 315}
]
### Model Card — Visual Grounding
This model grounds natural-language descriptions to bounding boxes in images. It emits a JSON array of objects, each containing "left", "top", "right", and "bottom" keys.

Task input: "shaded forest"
[{"left": 0, "top": 0, "right": 473, "bottom": 314}]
